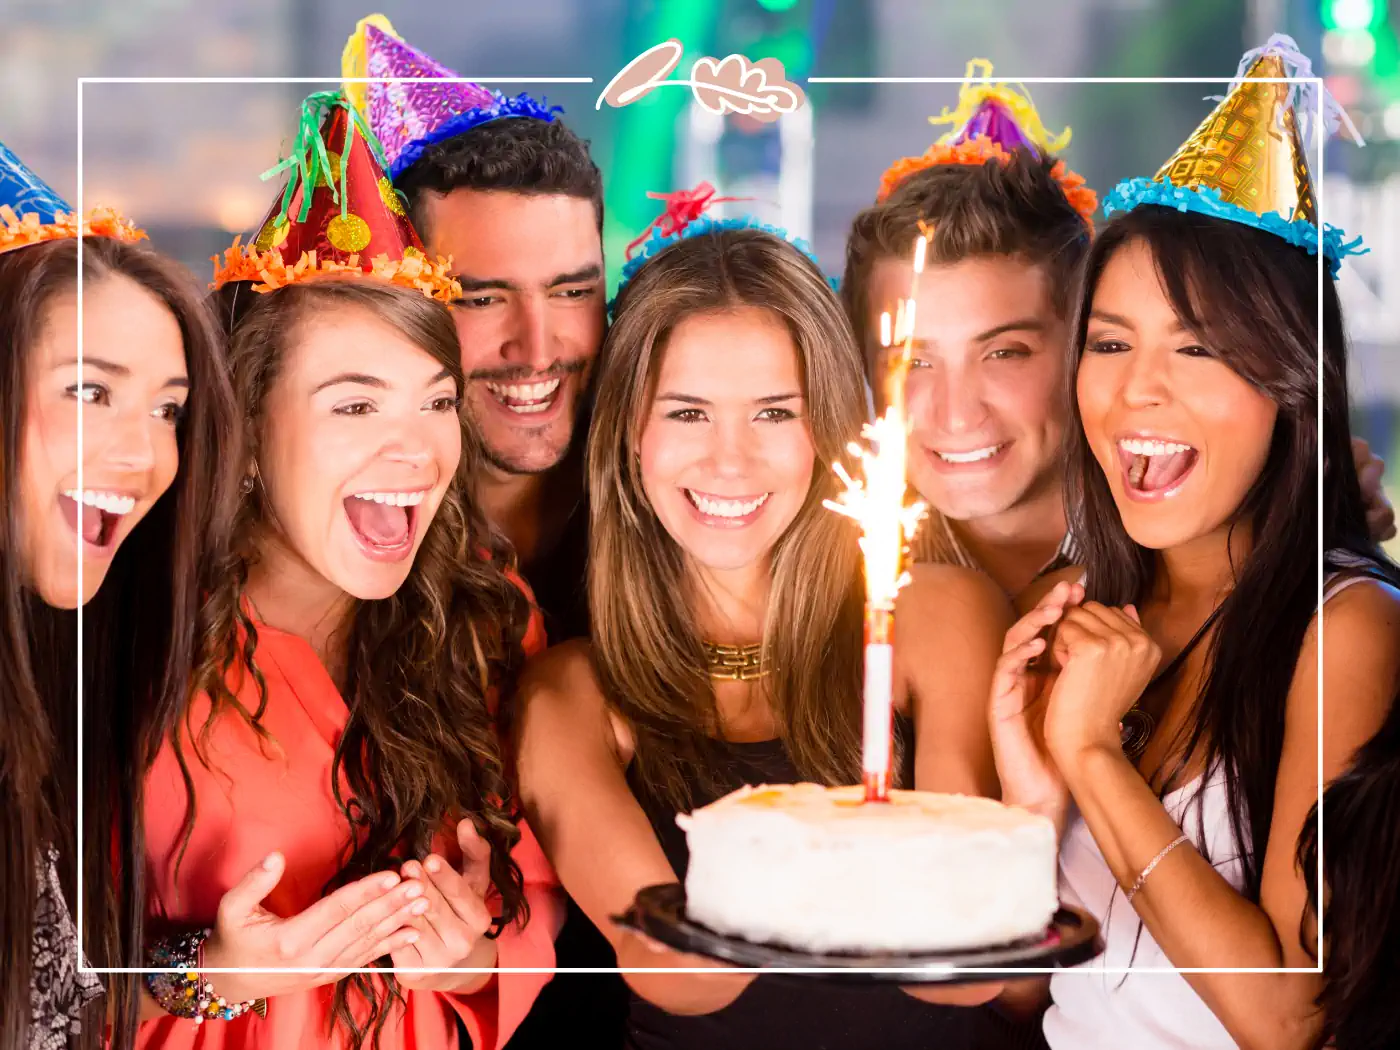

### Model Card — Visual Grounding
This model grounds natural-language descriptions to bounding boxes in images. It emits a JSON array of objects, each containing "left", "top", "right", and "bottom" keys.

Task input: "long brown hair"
[
  {"left": 0, "top": 235, "right": 236, "bottom": 1050},
  {"left": 590, "top": 228, "right": 876, "bottom": 812},
  {"left": 183, "top": 278, "right": 531, "bottom": 1046}
]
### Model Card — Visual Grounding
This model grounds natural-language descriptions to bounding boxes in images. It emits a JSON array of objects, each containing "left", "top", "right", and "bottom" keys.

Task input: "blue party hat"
[{"left": 0, "top": 139, "right": 144, "bottom": 256}]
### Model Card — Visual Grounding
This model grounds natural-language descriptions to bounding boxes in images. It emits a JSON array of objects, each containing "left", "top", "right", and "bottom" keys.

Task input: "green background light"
[{"left": 1323, "top": 0, "right": 1378, "bottom": 30}]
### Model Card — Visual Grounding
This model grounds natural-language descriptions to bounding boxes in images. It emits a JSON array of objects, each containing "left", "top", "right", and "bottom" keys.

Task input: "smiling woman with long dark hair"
[
  {"left": 0, "top": 139, "right": 236, "bottom": 1050},
  {"left": 987, "top": 38, "right": 1400, "bottom": 1050}
]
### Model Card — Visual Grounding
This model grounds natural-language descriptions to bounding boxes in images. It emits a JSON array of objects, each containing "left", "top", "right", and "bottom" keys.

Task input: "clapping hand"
[
  {"left": 1043, "top": 602, "right": 1162, "bottom": 764},
  {"left": 989, "top": 580, "right": 1081, "bottom": 837},
  {"left": 200, "top": 851, "right": 427, "bottom": 1005},
  {"left": 390, "top": 818, "right": 499, "bottom": 992}
]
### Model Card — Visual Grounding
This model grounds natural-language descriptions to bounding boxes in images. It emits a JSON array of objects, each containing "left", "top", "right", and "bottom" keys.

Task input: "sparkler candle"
[{"left": 824, "top": 233, "right": 928, "bottom": 802}]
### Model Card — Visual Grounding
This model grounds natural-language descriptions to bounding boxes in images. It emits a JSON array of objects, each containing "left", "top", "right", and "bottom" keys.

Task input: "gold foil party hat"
[{"left": 1153, "top": 52, "right": 1315, "bottom": 223}]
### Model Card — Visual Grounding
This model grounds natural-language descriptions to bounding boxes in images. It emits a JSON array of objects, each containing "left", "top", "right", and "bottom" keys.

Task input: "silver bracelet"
[{"left": 1125, "top": 833, "right": 1190, "bottom": 903}]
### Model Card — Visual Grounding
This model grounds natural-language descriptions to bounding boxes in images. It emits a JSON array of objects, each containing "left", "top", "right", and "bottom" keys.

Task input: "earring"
[{"left": 240, "top": 476, "right": 254, "bottom": 495}]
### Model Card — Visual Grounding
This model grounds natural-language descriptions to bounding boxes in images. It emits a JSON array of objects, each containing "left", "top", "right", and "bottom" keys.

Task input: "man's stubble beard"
[{"left": 480, "top": 426, "right": 567, "bottom": 476}]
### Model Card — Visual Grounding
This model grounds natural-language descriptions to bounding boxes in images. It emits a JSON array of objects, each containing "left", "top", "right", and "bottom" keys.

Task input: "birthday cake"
[{"left": 678, "top": 783, "right": 1059, "bottom": 953}]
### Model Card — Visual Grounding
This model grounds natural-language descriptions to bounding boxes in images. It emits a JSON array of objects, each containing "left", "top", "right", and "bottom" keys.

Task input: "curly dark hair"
[
  {"left": 395, "top": 116, "right": 603, "bottom": 239},
  {"left": 181, "top": 279, "right": 533, "bottom": 1047}
]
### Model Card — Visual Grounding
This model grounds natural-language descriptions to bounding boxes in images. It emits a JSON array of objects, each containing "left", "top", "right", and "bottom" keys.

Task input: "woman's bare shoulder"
[
  {"left": 518, "top": 638, "right": 632, "bottom": 761},
  {"left": 521, "top": 638, "right": 600, "bottom": 692}
]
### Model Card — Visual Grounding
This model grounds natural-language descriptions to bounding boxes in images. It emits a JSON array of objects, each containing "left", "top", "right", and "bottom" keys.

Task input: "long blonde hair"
[{"left": 589, "top": 228, "right": 877, "bottom": 810}]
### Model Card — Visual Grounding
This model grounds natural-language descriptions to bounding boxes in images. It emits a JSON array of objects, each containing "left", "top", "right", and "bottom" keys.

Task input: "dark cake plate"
[{"left": 614, "top": 882, "right": 1103, "bottom": 985}]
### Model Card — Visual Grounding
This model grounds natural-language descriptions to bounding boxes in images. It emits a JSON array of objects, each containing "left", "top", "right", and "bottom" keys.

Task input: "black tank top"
[{"left": 623, "top": 715, "right": 980, "bottom": 1050}]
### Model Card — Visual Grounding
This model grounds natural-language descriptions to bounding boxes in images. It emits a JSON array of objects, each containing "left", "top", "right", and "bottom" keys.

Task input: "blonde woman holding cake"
[
  {"left": 514, "top": 192, "right": 1016, "bottom": 1050},
  {"left": 988, "top": 37, "right": 1400, "bottom": 1050}
]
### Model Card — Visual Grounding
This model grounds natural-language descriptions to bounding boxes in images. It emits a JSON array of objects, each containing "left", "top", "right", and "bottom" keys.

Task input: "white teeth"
[
  {"left": 687, "top": 491, "right": 770, "bottom": 519},
  {"left": 936, "top": 444, "right": 1003, "bottom": 464},
  {"left": 485, "top": 377, "right": 562, "bottom": 409},
  {"left": 1119, "top": 438, "right": 1193, "bottom": 457},
  {"left": 351, "top": 491, "right": 426, "bottom": 507},
  {"left": 61, "top": 489, "right": 135, "bottom": 515}
]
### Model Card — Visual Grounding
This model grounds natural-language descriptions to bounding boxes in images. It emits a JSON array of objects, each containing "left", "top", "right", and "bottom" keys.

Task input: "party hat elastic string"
[
  {"left": 1104, "top": 34, "right": 1368, "bottom": 278},
  {"left": 1210, "top": 33, "right": 1362, "bottom": 149},
  {"left": 928, "top": 59, "right": 1072, "bottom": 152}
]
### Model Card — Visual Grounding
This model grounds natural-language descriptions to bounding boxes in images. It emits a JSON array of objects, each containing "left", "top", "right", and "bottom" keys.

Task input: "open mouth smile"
[
  {"left": 343, "top": 488, "right": 429, "bottom": 562},
  {"left": 1116, "top": 436, "right": 1199, "bottom": 502},
  {"left": 60, "top": 488, "right": 135, "bottom": 551}
]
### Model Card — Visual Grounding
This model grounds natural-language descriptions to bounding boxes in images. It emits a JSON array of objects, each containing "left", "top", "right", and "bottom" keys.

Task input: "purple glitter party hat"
[
  {"left": 946, "top": 96, "right": 1035, "bottom": 150},
  {"left": 928, "top": 59, "right": 1071, "bottom": 154},
  {"left": 342, "top": 14, "right": 561, "bottom": 180}
]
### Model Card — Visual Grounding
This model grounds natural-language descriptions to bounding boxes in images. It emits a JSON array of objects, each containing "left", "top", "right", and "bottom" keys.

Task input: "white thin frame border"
[{"left": 76, "top": 72, "right": 1321, "bottom": 980}]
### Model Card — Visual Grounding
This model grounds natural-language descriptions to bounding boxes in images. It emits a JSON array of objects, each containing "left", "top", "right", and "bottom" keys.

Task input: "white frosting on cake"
[{"left": 678, "top": 783, "right": 1059, "bottom": 953}]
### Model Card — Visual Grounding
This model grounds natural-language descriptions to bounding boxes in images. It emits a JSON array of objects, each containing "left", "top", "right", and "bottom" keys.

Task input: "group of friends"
[{"left": 3, "top": 15, "right": 1399, "bottom": 1050}]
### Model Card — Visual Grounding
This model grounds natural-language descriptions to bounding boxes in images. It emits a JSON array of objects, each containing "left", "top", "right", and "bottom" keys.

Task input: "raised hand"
[
  {"left": 989, "top": 580, "right": 1081, "bottom": 836},
  {"left": 390, "top": 818, "right": 499, "bottom": 992},
  {"left": 1043, "top": 602, "right": 1162, "bottom": 763},
  {"left": 199, "top": 851, "right": 427, "bottom": 1005}
]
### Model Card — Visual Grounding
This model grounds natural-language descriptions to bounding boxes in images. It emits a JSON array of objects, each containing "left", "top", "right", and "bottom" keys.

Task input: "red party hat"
[{"left": 212, "top": 91, "right": 459, "bottom": 301}]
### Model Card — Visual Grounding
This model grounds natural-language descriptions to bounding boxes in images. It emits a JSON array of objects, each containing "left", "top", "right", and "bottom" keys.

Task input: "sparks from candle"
[
  {"left": 824, "top": 413, "right": 927, "bottom": 608},
  {"left": 824, "top": 228, "right": 930, "bottom": 608},
  {"left": 826, "top": 230, "right": 930, "bottom": 801}
]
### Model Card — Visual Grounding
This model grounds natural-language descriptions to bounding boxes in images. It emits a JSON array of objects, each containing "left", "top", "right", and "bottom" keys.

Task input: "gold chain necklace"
[{"left": 702, "top": 641, "right": 768, "bottom": 681}]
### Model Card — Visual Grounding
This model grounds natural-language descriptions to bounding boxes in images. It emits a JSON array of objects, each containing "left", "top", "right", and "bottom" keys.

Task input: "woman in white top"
[{"left": 985, "top": 193, "right": 1400, "bottom": 1049}]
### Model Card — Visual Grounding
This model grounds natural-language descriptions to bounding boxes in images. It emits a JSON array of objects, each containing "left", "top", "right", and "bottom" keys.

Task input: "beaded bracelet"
[
  {"left": 145, "top": 929, "right": 266, "bottom": 1023},
  {"left": 1125, "top": 834, "right": 1190, "bottom": 903}
]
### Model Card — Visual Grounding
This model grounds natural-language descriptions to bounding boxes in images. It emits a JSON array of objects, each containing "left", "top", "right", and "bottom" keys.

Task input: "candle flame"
[{"left": 823, "top": 407, "right": 927, "bottom": 609}]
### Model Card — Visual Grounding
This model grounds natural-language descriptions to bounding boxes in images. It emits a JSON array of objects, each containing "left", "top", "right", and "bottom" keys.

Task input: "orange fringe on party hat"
[
  {"left": 877, "top": 139, "right": 1010, "bottom": 202},
  {"left": 211, "top": 238, "right": 463, "bottom": 302},
  {"left": 875, "top": 140, "right": 1098, "bottom": 228},
  {"left": 0, "top": 204, "right": 147, "bottom": 257}
]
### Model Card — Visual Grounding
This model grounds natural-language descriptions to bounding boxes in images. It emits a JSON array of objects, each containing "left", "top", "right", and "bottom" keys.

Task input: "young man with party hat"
[
  {"left": 341, "top": 17, "right": 624, "bottom": 1050},
  {"left": 842, "top": 61, "right": 1097, "bottom": 600},
  {"left": 843, "top": 59, "right": 1392, "bottom": 603},
  {"left": 343, "top": 14, "right": 604, "bottom": 647}
]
